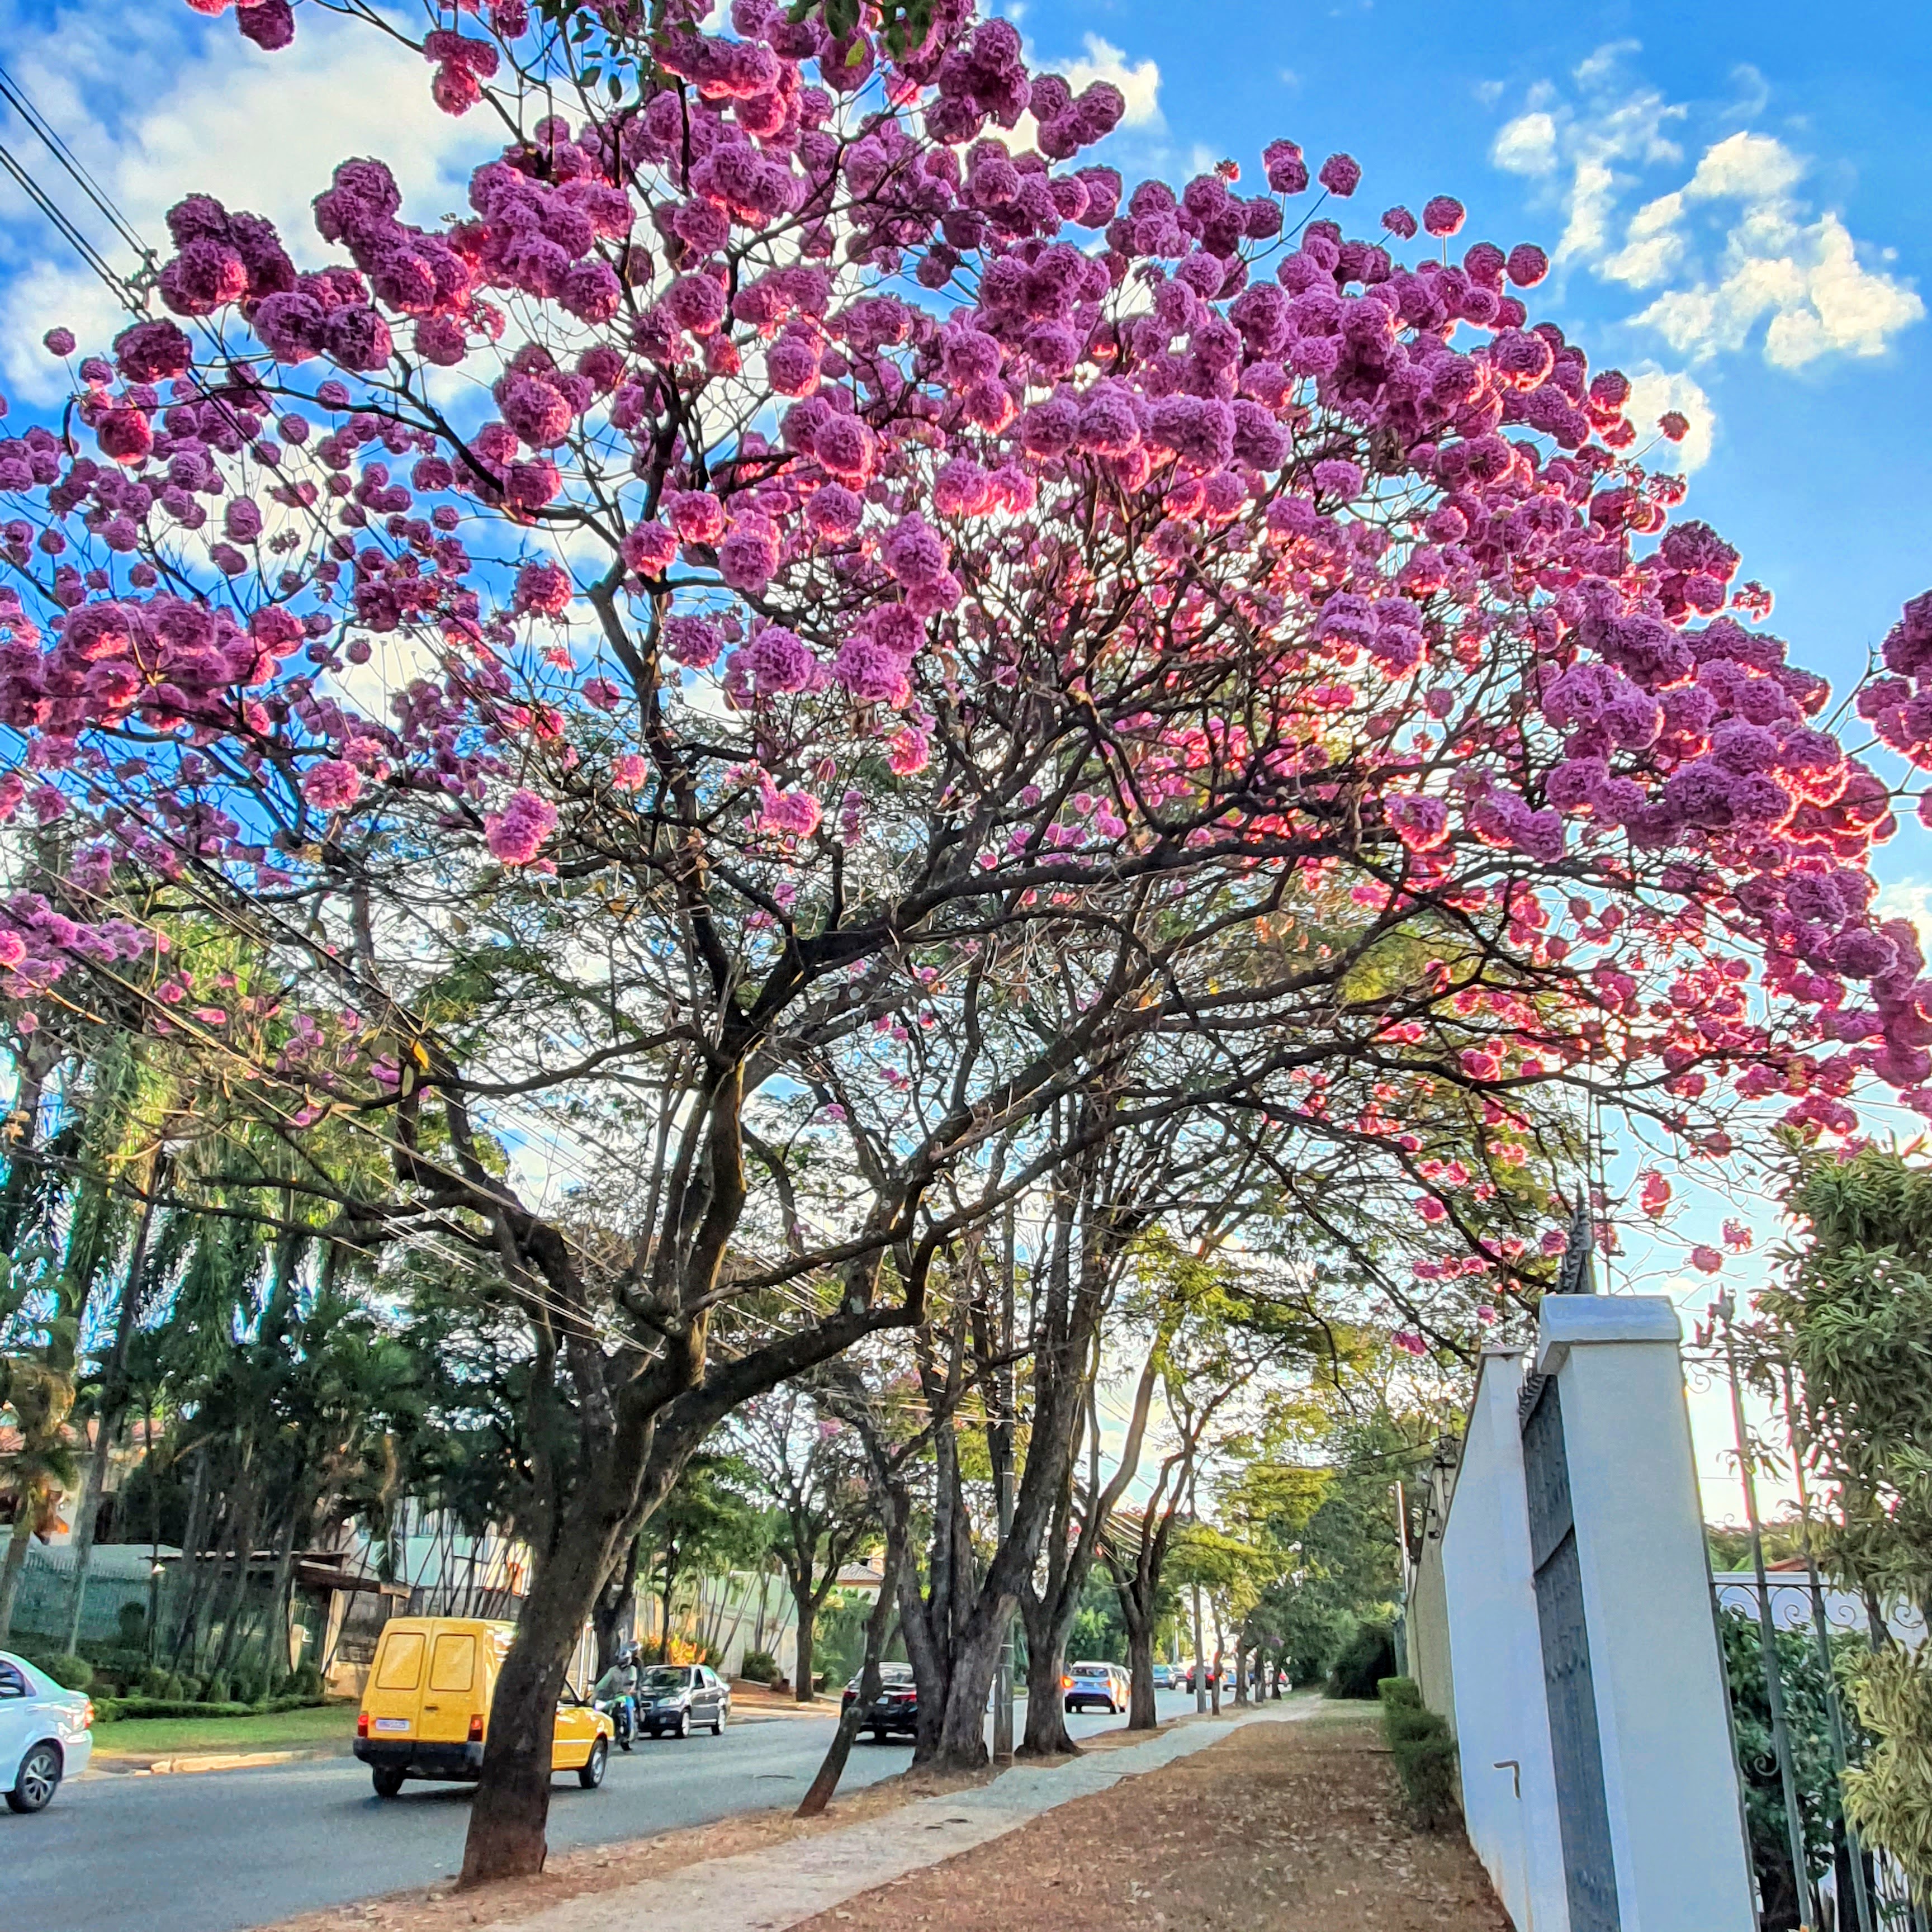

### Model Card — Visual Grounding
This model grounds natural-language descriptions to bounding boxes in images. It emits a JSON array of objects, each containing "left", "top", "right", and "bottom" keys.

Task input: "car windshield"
[
  {"left": 854, "top": 1665, "right": 915, "bottom": 1688},
  {"left": 640, "top": 1667, "right": 691, "bottom": 1691},
  {"left": 1072, "top": 1665, "right": 1109, "bottom": 1677}
]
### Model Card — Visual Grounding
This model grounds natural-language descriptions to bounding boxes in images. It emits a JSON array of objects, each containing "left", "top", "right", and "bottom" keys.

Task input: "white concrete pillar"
[
  {"left": 1441, "top": 1348, "right": 1574, "bottom": 1932},
  {"left": 1537, "top": 1296, "right": 1756, "bottom": 1932}
]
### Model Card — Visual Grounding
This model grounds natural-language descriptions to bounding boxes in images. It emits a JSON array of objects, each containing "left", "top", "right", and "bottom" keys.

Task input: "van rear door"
[
  {"left": 364, "top": 1625, "right": 428, "bottom": 1740},
  {"left": 419, "top": 1627, "right": 479, "bottom": 1745}
]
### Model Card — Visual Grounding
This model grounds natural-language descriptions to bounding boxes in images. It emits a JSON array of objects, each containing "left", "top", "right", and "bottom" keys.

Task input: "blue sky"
[{"left": 0, "top": 0, "right": 1924, "bottom": 1509}]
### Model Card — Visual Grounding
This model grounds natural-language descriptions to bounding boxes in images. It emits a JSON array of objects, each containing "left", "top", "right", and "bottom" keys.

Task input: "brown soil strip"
[{"left": 791, "top": 1708, "right": 1513, "bottom": 1932}]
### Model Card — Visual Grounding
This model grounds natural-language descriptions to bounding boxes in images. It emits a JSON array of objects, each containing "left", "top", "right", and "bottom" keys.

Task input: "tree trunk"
[
  {"left": 64, "top": 1157, "right": 163, "bottom": 1654},
  {"left": 591, "top": 1530, "right": 642, "bottom": 1673},
  {"left": 1019, "top": 1592, "right": 1077, "bottom": 1758},
  {"left": 1234, "top": 1636, "right": 1249, "bottom": 1706},
  {"left": 0, "top": 1507, "right": 34, "bottom": 1644},
  {"left": 458, "top": 1523, "right": 609, "bottom": 1888},
  {"left": 932, "top": 1599, "right": 1009, "bottom": 1769},
  {"left": 797, "top": 1511, "right": 906, "bottom": 1819},
  {"left": 793, "top": 1581, "right": 817, "bottom": 1702},
  {"left": 1125, "top": 1608, "right": 1157, "bottom": 1730}
]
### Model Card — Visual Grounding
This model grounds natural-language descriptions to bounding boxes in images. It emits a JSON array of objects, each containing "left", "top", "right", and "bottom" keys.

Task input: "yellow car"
[{"left": 354, "top": 1617, "right": 613, "bottom": 1798}]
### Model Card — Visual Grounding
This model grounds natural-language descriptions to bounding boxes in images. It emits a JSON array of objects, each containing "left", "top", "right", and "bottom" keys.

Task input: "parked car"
[
  {"left": 1151, "top": 1664, "right": 1175, "bottom": 1690},
  {"left": 636, "top": 1663, "right": 731, "bottom": 1738},
  {"left": 1182, "top": 1663, "right": 1220, "bottom": 1694},
  {"left": 1, "top": 1652, "right": 93, "bottom": 1815},
  {"left": 355, "top": 1617, "right": 613, "bottom": 1798},
  {"left": 1063, "top": 1661, "right": 1130, "bottom": 1714},
  {"left": 842, "top": 1663, "right": 919, "bottom": 1740}
]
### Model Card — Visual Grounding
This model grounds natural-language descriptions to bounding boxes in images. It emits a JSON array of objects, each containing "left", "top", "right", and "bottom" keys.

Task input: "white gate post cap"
[{"left": 1534, "top": 1295, "right": 1681, "bottom": 1377}]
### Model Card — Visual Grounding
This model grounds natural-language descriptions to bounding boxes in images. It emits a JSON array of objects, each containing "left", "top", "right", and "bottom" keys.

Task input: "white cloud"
[
  {"left": 1491, "top": 110, "right": 1558, "bottom": 178},
  {"left": 1488, "top": 44, "right": 1922, "bottom": 373},
  {"left": 1877, "top": 880, "right": 1932, "bottom": 940},
  {"left": 0, "top": 7, "right": 493, "bottom": 401},
  {"left": 1059, "top": 34, "right": 1162, "bottom": 130},
  {"left": 1684, "top": 130, "right": 1802, "bottom": 203},
  {"left": 1622, "top": 363, "right": 1717, "bottom": 473}
]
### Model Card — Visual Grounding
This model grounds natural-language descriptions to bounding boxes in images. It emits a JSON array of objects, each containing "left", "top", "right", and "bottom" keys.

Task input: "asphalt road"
[{"left": 7, "top": 1689, "right": 1204, "bottom": 1932}]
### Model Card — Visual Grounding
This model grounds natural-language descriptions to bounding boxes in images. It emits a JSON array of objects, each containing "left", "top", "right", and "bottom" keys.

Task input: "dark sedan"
[{"left": 841, "top": 1663, "right": 919, "bottom": 1740}]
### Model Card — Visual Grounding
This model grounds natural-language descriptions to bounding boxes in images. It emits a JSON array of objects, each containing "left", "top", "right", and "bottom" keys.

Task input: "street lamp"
[{"left": 147, "top": 1561, "right": 164, "bottom": 1665}]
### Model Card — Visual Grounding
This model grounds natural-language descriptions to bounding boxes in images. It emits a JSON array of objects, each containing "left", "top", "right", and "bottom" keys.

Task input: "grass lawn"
[{"left": 92, "top": 1701, "right": 359, "bottom": 1759}]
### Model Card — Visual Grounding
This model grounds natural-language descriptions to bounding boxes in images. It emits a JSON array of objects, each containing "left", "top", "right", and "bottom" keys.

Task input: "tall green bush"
[
  {"left": 1325, "top": 1617, "right": 1395, "bottom": 1700},
  {"left": 1378, "top": 1677, "right": 1459, "bottom": 1829}
]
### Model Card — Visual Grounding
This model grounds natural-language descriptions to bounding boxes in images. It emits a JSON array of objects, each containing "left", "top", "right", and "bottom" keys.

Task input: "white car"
[{"left": 1, "top": 1651, "right": 94, "bottom": 1813}]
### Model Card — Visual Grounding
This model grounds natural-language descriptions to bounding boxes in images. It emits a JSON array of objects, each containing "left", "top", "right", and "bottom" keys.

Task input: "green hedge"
[
  {"left": 93, "top": 1693, "right": 329, "bottom": 1724},
  {"left": 1379, "top": 1677, "right": 1460, "bottom": 1830}
]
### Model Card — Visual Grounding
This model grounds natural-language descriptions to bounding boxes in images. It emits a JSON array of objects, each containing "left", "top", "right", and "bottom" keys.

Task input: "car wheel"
[
  {"left": 370, "top": 1765, "right": 406, "bottom": 1800},
  {"left": 6, "top": 1742, "right": 61, "bottom": 1814},
  {"left": 578, "top": 1737, "right": 609, "bottom": 1789},
  {"left": 673, "top": 1708, "right": 690, "bottom": 1740}
]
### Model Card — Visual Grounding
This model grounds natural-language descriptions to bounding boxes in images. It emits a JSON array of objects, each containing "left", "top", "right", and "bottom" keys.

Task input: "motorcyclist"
[{"left": 594, "top": 1645, "right": 640, "bottom": 1748}]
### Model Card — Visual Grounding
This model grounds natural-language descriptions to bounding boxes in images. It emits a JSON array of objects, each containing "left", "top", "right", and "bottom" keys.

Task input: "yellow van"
[{"left": 353, "top": 1617, "right": 613, "bottom": 1799}]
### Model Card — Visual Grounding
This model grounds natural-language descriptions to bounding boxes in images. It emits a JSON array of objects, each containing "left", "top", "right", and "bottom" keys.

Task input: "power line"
[
  {"left": 0, "top": 137, "right": 140, "bottom": 311},
  {"left": 0, "top": 60, "right": 154, "bottom": 263}
]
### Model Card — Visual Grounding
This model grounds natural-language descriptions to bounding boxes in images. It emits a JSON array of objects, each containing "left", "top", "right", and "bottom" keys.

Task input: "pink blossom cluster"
[{"left": 0, "top": 0, "right": 1916, "bottom": 1259}]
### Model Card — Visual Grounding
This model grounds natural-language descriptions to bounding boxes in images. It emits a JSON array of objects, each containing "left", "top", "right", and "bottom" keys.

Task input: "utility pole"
[
  {"left": 1717, "top": 1292, "right": 1813, "bottom": 1929},
  {"left": 993, "top": 1204, "right": 1016, "bottom": 1763}
]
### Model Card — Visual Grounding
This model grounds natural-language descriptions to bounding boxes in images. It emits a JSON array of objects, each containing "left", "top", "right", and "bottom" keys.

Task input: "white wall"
[
  {"left": 1441, "top": 1348, "right": 1573, "bottom": 1932},
  {"left": 1543, "top": 1299, "right": 1756, "bottom": 1932}
]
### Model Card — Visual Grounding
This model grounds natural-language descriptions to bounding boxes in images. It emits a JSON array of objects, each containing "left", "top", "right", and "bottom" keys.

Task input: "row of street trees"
[{"left": 1, "top": 0, "right": 1928, "bottom": 1890}]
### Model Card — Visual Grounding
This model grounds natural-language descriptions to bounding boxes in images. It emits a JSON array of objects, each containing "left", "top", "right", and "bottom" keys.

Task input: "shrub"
[
  {"left": 1378, "top": 1675, "right": 1423, "bottom": 1710},
  {"left": 139, "top": 1666, "right": 174, "bottom": 1699},
  {"left": 1390, "top": 1723, "right": 1461, "bottom": 1830},
  {"left": 232, "top": 1666, "right": 266, "bottom": 1707},
  {"left": 22, "top": 1651, "right": 93, "bottom": 1692},
  {"left": 740, "top": 1650, "right": 780, "bottom": 1685},
  {"left": 1379, "top": 1678, "right": 1460, "bottom": 1829},
  {"left": 203, "top": 1673, "right": 231, "bottom": 1706},
  {"left": 1325, "top": 1619, "right": 1395, "bottom": 1701},
  {"left": 291, "top": 1661, "right": 323, "bottom": 1699}
]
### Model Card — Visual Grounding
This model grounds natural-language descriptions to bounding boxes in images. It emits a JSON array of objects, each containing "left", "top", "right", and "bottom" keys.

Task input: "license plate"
[{"left": 373, "top": 1717, "right": 410, "bottom": 1733}]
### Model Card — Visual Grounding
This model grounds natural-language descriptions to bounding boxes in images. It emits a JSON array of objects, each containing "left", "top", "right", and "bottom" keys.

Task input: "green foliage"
[
  {"left": 291, "top": 1660, "right": 323, "bottom": 1699},
  {"left": 1380, "top": 1675, "right": 1459, "bottom": 1829},
  {"left": 1326, "top": 1617, "right": 1395, "bottom": 1699},
  {"left": 204, "top": 1671, "right": 231, "bottom": 1705},
  {"left": 739, "top": 1649, "right": 780, "bottom": 1685},
  {"left": 1717, "top": 1609, "right": 1851, "bottom": 1912},
  {"left": 1842, "top": 1644, "right": 1932, "bottom": 1886},
  {"left": 93, "top": 1692, "right": 326, "bottom": 1723},
  {"left": 18, "top": 1649, "right": 92, "bottom": 1691},
  {"left": 1069, "top": 1562, "right": 1129, "bottom": 1664},
  {"left": 138, "top": 1665, "right": 173, "bottom": 1699},
  {"left": 1761, "top": 1147, "right": 1932, "bottom": 1617}
]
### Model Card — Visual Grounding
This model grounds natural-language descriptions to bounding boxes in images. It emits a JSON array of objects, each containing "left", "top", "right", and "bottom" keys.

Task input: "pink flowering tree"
[{"left": 0, "top": 0, "right": 1925, "bottom": 1878}]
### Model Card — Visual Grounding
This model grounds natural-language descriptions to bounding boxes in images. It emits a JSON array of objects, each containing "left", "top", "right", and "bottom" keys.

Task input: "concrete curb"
[
  {"left": 94, "top": 1745, "right": 347, "bottom": 1776},
  {"left": 477, "top": 1703, "right": 1312, "bottom": 1932}
]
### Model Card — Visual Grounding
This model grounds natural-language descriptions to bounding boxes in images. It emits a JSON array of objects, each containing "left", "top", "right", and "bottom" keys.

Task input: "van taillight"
[
  {"left": 468, "top": 1713, "right": 485, "bottom": 1742},
  {"left": 357, "top": 1712, "right": 370, "bottom": 1738}
]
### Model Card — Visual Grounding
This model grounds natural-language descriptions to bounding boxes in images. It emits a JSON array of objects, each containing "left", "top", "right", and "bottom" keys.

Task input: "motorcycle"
[{"left": 595, "top": 1692, "right": 636, "bottom": 1751}]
